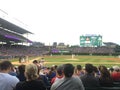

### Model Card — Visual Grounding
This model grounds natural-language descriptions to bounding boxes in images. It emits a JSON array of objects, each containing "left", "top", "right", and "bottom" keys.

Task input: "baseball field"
[{"left": 12, "top": 55, "right": 120, "bottom": 68}]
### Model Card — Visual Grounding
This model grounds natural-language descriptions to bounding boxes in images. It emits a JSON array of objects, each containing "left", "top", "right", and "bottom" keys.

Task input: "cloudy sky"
[{"left": 0, "top": 0, "right": 120, "bottom": 45}]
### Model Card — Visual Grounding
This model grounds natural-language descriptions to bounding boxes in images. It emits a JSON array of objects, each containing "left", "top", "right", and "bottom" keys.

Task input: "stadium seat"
[
  {"left": 113, "top": 82, "right": 120, "bottom": 87},
  {"left": 85, "top": 87, "right": 101, "bottom": 90},
  {"left": 100, "top": 87, "right": 120, "bottom": 90},
  {"left": 85, "top": 87, "right": 120, "bottom": 90}
]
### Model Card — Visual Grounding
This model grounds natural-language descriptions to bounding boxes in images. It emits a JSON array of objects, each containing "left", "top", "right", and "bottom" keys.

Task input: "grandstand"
[
  {"left": 0, "top": 9, "right": 119, "bottom": 59},
  {"left": 0, "top": 10, "right": 50, "bottom": 59},
  {"left": 0, "top": 9, "right": 52, "bottom": 60},
  {"left": 0, "top": 19, "right": 50, "bottom": 59}
]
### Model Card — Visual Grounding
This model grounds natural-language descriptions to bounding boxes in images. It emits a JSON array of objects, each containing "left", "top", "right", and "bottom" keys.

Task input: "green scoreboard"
[{"left": 80, "top": 34, "right": 102, "bottom": 47}]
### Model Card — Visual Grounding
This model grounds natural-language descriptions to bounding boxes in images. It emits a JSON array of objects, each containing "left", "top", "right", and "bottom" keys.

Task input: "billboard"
[{"left": 80, "top": 34, "right": 102, "bottom": 47}]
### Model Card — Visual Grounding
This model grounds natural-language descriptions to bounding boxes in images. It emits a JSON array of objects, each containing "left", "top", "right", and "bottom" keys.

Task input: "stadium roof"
[
  {"left": 0, "top": 18, "right": 33, "bottom": 34},
  {"left": 0, "top": 28, "right": 32, "bottom": 43}
]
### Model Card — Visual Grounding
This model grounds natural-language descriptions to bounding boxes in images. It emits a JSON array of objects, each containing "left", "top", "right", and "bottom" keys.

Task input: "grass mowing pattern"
[
  {"left": 11, "top": 55, "right": 120, "bottom": 68},
  {"left": 43, "top": 55, "right": 120, "bottom": 67}
]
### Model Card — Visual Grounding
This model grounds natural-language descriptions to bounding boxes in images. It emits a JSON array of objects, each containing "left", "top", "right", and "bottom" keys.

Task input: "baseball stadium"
[{"left": 0, "top": 10, "right": 120, "bottom": 90}]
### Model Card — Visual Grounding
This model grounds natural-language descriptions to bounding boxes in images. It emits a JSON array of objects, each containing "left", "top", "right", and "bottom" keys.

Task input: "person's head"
[
  {"left": 99, "top": 65, "right": 110, "bottom": 78},
  {"left": 56, "top": 65, "right": 64, "bottom": 76},
  {"left": 25, "top": 64, "right": 39, "bottom": 81},
  {"left": 99, "top": 65, "right": 107, "bottom": 71},
  {"left": 109, "top": 67, "right": 114, "bottom": 73},
  {"left": 74, "top": 64, "right": 82, "bottom": 75},
  {"left": 63, "top": 63, "right": 74, "bottom": 78},
  {"left": 33, "top": 60, "right": 38, "bottom": 64},
  {"left": 93, "top": 66, "right": 99, "bottom": 73},
  {"left": 76, "top": 65, "right": 82, "bottom": 70},
  {"left": 113, "top": 66, "right": 120, "bottom": 72},
  {"left": 0, "top": 60, "right": 12, "bottom": 72},
  {"left": 85, "top": 63, "right": 94, "bottom": 73},
  {"left": 18, "top": 65, "right": 25, "bottom": 74}
]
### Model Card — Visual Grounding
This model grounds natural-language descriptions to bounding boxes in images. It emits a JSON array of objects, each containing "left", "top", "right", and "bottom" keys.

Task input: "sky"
[{"left": 0, "top": 0, "right": 120, "bottom": 45}]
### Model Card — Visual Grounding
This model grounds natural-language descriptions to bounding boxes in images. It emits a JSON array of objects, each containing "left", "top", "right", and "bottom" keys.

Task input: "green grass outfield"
[
  {"left": 11, "top": 55, "right": 120, "bottom": 68},
  {"left": 42, "top": 55, "right": 120, "bottom": 67}
]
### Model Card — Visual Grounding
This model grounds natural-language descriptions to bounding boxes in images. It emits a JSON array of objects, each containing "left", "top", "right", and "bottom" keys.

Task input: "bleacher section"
[
  {"left": 70, "top": 47, "right": 115, "bottom": 54},
  {"left": 0, "top": 45, "right": 49, "bottom": 57}
]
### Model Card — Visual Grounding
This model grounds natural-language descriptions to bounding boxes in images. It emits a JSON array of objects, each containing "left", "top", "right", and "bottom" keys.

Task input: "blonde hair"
[{"left": 25, "top": 64, "right": 39, "bottom": 81}]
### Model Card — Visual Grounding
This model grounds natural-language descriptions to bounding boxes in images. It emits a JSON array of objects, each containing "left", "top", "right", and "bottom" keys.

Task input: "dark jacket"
[
  {"left": 15, "top": 79, "right": 46, "bottom": 90},
  {"left": 80, "top": 73, "right": 100, "bottom": 87}
]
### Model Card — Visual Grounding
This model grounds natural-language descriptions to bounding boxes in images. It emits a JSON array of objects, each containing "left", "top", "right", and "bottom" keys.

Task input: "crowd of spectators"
[
  {"left": 0, "top": 45, "right": 49, "bottom": 58},
  {"left": 70, "top": 46, "right": 115, "bottom": 54},
  {"left": 0, "top": 44, "right": 116, "bottom": 60},
  {"left": 0, "top": 60, "right": 120, "bottom": 90}
]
